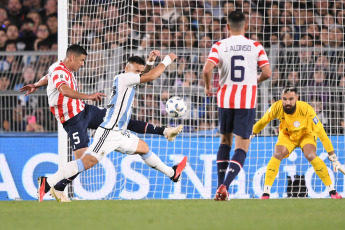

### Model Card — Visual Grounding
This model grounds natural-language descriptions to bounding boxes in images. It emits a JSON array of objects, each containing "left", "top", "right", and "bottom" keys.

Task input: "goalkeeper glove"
[
  {"left": 328, "top": 154, "right": 345, "bottom": 175},
  {"left": 249, "top": 133, "right": 257, "bottom": 140}
]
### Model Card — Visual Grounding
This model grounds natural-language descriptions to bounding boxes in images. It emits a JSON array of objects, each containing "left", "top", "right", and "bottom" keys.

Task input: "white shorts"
[{"left": 87, "top": 127, "right": 139, "bottom": 161}]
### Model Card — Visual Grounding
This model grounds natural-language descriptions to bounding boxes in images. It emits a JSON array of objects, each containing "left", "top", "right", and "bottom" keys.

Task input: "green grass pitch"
[{"left": 1, "top": 199, "right": 344, "bottom": 230}]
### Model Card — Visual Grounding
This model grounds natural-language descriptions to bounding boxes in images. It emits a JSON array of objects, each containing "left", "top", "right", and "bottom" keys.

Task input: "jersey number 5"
[{"left": 231, "top": 55, "right": 245, "bottom": 82}]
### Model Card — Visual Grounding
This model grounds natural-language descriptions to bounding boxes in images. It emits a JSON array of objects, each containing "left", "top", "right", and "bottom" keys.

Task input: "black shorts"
[
  {"left": 218, "top": 107, "right": 256, "bottom": 139},
  {"left": 63, "top": 104, "right": 107, "bottom": 151}
]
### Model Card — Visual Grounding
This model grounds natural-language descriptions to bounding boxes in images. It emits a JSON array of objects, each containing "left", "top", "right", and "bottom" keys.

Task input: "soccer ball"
[{"left": 165, "top": 96, "right": 187, "bottom": 118}]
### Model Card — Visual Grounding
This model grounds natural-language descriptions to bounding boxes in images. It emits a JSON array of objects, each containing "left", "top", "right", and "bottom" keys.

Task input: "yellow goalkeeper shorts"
[{"left": 276, "top": 133, "right": 317, "bottom": 158}]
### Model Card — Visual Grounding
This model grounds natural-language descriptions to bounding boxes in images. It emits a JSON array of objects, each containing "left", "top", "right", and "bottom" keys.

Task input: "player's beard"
[{"left": 283, "top": 104, "right": 296, "bottom": 114}]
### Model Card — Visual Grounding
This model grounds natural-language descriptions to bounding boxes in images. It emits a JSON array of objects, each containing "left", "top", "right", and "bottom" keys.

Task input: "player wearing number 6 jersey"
[
  {"left": 202, "top": 11, "right": 271, "bottom": 201},
  {"left": 37, "top": 54, "right": 188, "bottom": 202}
]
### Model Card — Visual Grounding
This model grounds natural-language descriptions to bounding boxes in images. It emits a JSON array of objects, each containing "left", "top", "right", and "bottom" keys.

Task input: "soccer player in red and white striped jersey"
[{"left": 202, "top": 11, "right": 272, "bottom": 201}]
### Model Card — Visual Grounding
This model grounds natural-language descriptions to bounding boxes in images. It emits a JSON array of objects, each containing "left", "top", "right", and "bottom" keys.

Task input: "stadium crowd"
[{"left": 0, "top": 0, "right": 345, "bottom": 134}]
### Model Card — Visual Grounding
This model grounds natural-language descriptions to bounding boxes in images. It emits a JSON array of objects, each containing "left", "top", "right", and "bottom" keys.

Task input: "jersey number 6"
[{"left": 231, "top": 55, "right": 245, "bottom": 82}]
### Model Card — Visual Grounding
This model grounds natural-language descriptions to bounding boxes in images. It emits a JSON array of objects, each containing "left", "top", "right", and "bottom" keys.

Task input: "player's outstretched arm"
[
  {"left": 59, "top": 84, "right": 106, "bottom": 103},
  {"left": 140, "top": 53, "right": 177, "bottom": 83},
  {"left": 328, "top": 153, "right": 345, "bottom": 175},
  {"left": 257, "top": 65, "right": 272, "bottom": 84},
  {"left": 19, "top": 74, "right": 49, "bottom": 96},
  {"left": 143, "top": 50, "right": 160, "bottom": 74}
]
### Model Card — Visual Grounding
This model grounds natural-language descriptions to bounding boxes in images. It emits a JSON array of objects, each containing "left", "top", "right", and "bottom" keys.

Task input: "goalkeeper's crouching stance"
[{"left": 252, "top": 86, "right": 344, "bottom": 199}]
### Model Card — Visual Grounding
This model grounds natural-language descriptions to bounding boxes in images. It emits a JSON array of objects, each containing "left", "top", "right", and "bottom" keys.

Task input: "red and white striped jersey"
[
  {"left": 207, "top": 35, "right": 269, "bottom": 109},
  {"left": 47, "top": 61, "right": 85, "bottom": 123}
]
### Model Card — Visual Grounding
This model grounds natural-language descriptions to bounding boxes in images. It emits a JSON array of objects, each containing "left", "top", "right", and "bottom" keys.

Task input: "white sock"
[
  {"left": 47, "top": 161, "right": 79, "bottom": 187},
  {"left": 141, "top": 151, "right": 174, "bottom": 177},
  {"left": 327, "top": 184, "right": 335, "bottom": 192},
  {"left": 263, "top": 185, "right": 272, "bottom": 194}
]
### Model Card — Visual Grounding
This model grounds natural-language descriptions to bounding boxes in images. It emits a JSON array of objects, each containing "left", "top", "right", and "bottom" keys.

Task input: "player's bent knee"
[
  {"left": 82, "top": 154, "right": 99, "bottom": 170},
  {"left": 304, "top": 152, "right": 317, "bottom": 162},
  {"left": 273, "top": 152, "right": 286, "bottom": 161},
  {"left": 135, "top": 139, "right": 150, "bottom": 154}
]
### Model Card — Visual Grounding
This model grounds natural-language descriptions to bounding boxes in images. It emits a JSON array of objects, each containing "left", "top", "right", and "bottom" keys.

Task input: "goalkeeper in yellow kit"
[{"left": 253, "top": 86, "right": 344, "bottom": 199}]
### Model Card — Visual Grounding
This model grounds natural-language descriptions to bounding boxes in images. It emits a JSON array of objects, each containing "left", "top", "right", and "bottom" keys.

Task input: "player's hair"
[
  {"left": 281, "top": 85, "right": 298, "bottom": 95},
  {"left": 227, "top": 11, "right": 245, "bottom": 31},
  {"left": 127, "top": 56, "right": 145, "bottom": 66},
  {"left": 66, "top": 44, "right": 87, "bottom": 56}
]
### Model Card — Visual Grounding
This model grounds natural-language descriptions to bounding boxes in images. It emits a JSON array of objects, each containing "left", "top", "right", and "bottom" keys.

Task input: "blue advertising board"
[{"left": 1, "top": 135, "right": 344, "bottom": 200}]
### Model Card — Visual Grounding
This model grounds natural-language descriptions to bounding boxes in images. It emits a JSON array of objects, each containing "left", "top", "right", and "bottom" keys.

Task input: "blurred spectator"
[
  {"left": 0, "top": 27, "right": 7, "bottom": 50},
  {"left": 29, "top": 0, "right": 44, "bottom": 14},
  {"left": 41, "top": 0, "right": 57, "bottom": 23},
  {"left": 299, "top": 34, "right": 313, "bottom": 47},
  {"left": 0, "top": 75, "right": 10, "bottom": 90},
  {"left": 46, "top": 13, "right": 57, "bottom": 44},
  {"left": 279, "top": 9, "right": 293, "bottom": 25},
  {"left": 0, "top": 40, "right": 17, "bottom": 74},
  {"left": 282, "top": 1, "right": 294, "bottom": 14},
  {"left": 271, "top": 68, "right": 281, "bottom": 87},
  {"left": 335, "top": 10, "right": 345, "bottom": 27},
  {"left": 184, "top": 30, "right": 197, "bottom": 48},
  {"left": 19, "top": 18, "right": 36, "bottom": 50},
  {"left": 314, "top": 0, "right": 330, "bottom": 18},
  {"left": 264, "top": 1, "right": 279, "bottom": 46},
  {"left": 322, "top": 14, "right": 336, "bottom": 30},
  {"left": 33, "top": 40, "right": 51, "bottom": 79},
  {"left": 11, "top": 101, "right": 26, "bottom": 131},
  {"left": 221, "top": 1, "right": 235, "bottom": 24},
  {"left": 35, "top": 23, "right": 49, "bottom": 40},
  {"left": 26, "top": 11, "right": 42, "bottom": 34},
  {"left": 5, "top": 0, "right": 29, "bottom": 27},
  {"left": 204, "top": 0, "right": 224, "bottom": 20},
  {"left": 0, "top": 7, "right": 8, "bottom": 25},
  {"left": 309, "top": 96, "right": 328, "bottom": 126},
  {"left": 13, "top": 65, "right": 36, "bottom": 106},
  {"left": 310, "top": 68, "right": 327, "bottom": 86},
  {"left": 198, "top": 34, "right": 212, "bottom": 50},
  {"left": 248, "top": 11, "right": 264, "bottom": 34},
  {"left": 69, "top": 22, "right": 84, "bottom": 45},
  {"left": 285, "top": 71, "right": 300, "bottom": 87},
  {"left": 182, "top": 70, "right": 198, "bottom": 88},
  {"left": 329, "top": 27, "right": 343, "bottom": 48},
  {"left": 26, "top": 115, "right": 44, "bottom": 132},
  {"left": 306, "top": 24, "right": 320, "bottom": 40},
  {"left": 6, "top": 24, "right": 19, "bottom": 41},
  {"left": 306, "top": 9, "right": 316, "bottom": 25},
  {"left": 161, "top": 0, "right": 181, "bottom": 25},
  {"left": 199, "top": 11, "right": 213, "bottom": 35}
]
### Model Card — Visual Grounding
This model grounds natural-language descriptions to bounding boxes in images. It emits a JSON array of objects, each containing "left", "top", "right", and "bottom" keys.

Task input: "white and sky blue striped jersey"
[{"left": 100, "top": 72, "right": 140, "bottom": 131}]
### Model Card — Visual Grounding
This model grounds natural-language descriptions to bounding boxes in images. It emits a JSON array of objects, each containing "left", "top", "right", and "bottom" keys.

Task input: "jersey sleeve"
[
  {"left": 253, "top": 101, "right": 278, "bottom": 134},
  {"left": 120, "top": 73, "right": 141, "bottom": 86},
  {"left": 51, "top": 69, "right": 68, "bottom": 89},
  {"left": 253, "top": 41, "right": 269, "bottom": 68},
  {"left": 308, "top": 106, "right": 334, "bottom": 152},
  {"left": 206, "top": 41, "right": 221, "bottom": 66}
]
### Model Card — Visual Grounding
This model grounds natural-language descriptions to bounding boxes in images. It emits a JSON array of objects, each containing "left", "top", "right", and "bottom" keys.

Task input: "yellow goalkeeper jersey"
[{"left": 253, "top": 100, "right": 334, "bottom": 152}]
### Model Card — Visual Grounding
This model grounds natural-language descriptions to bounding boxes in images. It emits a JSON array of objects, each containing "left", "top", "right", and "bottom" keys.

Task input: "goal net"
[{"left": 62, "top": 0, "right": 345, "bottom": 199}]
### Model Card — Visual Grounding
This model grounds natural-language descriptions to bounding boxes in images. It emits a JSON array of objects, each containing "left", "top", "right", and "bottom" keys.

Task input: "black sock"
[
  {"left": 216, "top": 144, "right": 231, "bottom": 188},
  {"left": 223, "top": 148, "right": 247, "bottom": 190},
  {"left": 54, "top": 173, "right": 79, "bottom": 191},
  {"left": 127, "top": 119, "right": 164, "bottom": 135}
]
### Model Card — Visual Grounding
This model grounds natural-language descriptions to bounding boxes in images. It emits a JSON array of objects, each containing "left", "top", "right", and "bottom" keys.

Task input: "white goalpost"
[{"left": 58, "top": 0, "right": 345, "bottom": 200}]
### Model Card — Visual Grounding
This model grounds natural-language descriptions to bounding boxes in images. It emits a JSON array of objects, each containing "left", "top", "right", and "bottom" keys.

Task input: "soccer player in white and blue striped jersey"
[{"left": 38, "top": 54, "right": 188, "bottom": 201}]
